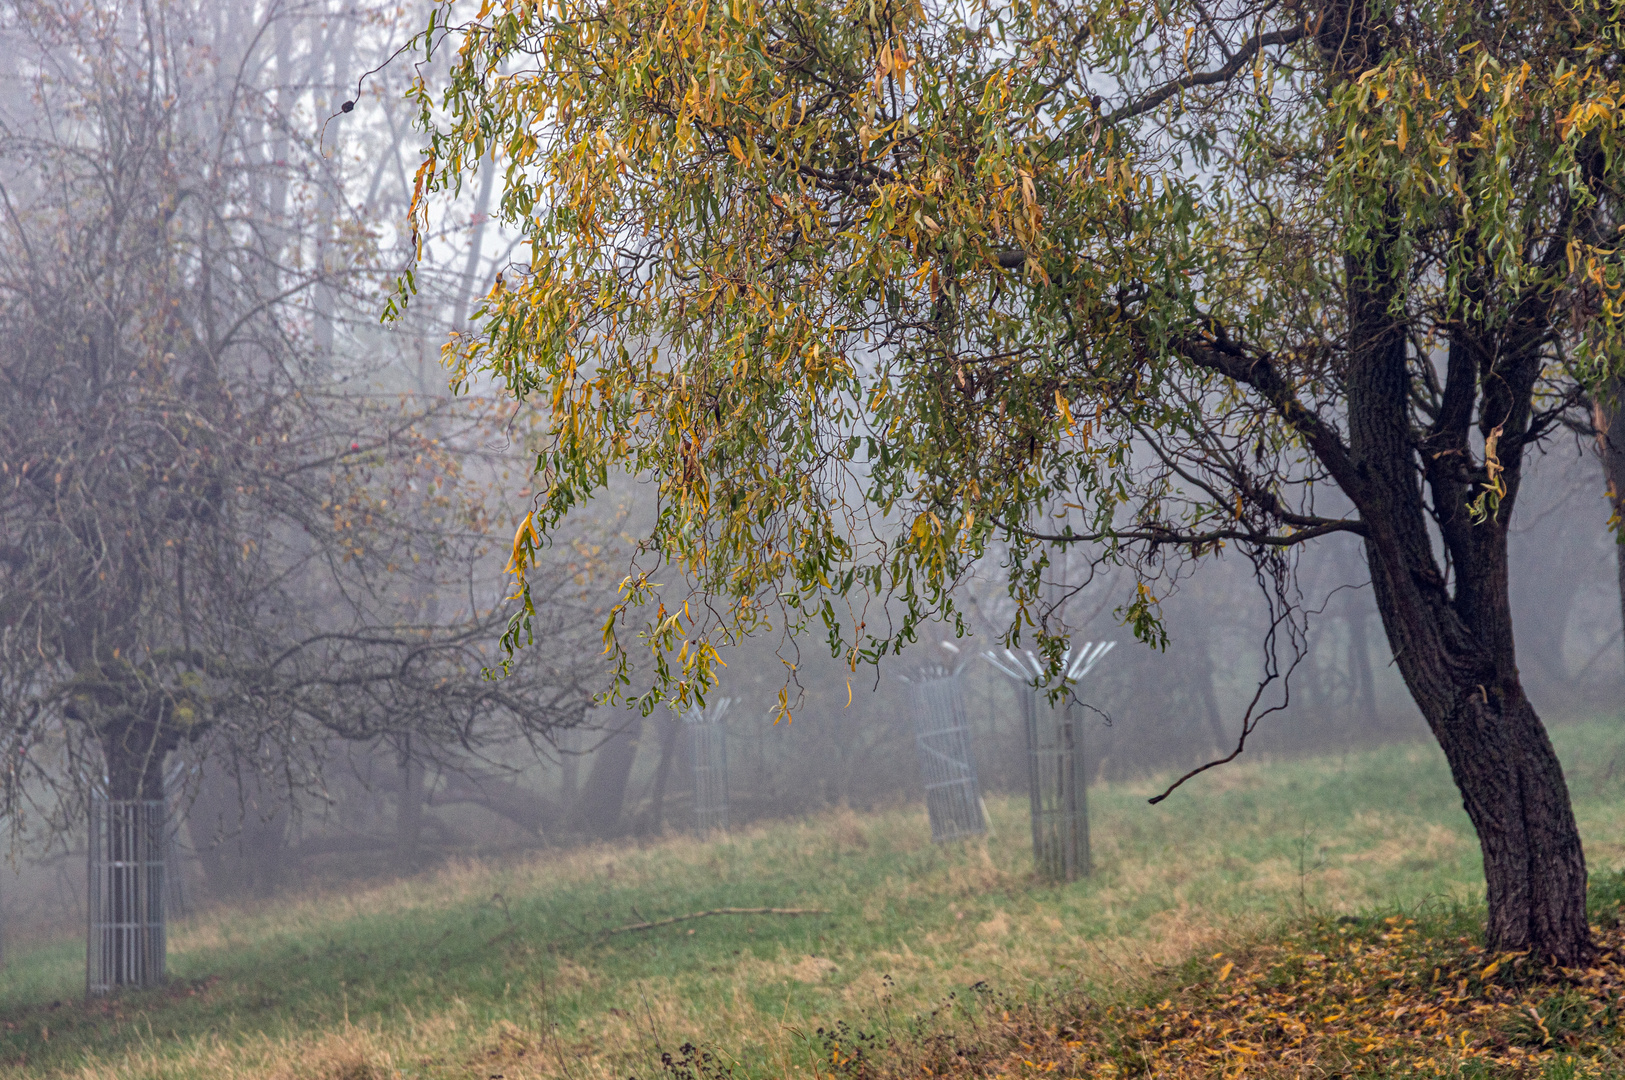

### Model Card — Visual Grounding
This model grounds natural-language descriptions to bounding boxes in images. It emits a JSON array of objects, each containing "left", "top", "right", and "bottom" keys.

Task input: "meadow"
[{"left": 5, "top": 716, "right": 1625, "bottom": 1080}]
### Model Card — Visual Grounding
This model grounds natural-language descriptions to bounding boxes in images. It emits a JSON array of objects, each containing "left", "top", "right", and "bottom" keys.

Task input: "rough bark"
[
  {"left": 1343, "top": 235, "right": 1590, "bottom": 963},
  {"left": 98, "top": 724, "right": 172, "bottom": 802}
]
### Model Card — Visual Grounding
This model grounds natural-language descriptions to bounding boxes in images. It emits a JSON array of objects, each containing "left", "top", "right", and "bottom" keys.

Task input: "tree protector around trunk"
[
  {"left": 901, "top": 657, "right": 988, "bottom": 844},
  {"left": 985, "top": 642, "right": 1114, "bottom": 881},
  {"left": 87, "top": 796, "right": 167, "bottom": 995},
  {"left": 682, "top": 698, "right": 731, "bottom": 836}
]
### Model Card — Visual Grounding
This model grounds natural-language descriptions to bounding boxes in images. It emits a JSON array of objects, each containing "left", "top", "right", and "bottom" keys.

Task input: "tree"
[
  {"left": 407, "top": 0, "right": 1625, "bottom": 964},
  {"left": 0, "top": 0, "right": 608, "bottom": 987}
]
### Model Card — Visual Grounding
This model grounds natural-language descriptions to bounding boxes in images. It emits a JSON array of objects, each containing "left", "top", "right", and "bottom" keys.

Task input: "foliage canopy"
[{"left": 410, "top": 0, "right": 1625, "bottom": 714}]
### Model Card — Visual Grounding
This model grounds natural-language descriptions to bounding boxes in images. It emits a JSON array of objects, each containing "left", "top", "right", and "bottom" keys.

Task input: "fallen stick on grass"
[{"left": 604, "top": 907, "right": 829, "bottom": 935}]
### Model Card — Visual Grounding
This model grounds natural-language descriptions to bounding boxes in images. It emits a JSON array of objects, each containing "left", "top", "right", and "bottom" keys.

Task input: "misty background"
[{"left": 1, "top": 0, "right": 1620, "bottom": 951}]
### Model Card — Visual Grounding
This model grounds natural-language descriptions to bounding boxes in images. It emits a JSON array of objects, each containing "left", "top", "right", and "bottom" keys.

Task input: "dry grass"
[{"left": 6, "top": 718, "right": 1625, "bottom": 1079}]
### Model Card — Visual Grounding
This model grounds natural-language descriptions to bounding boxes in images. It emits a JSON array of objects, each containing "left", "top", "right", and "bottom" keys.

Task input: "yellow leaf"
[
  {"left": 1396, "top": 110, "right": 1408, "bottom": 151},
  {"left": 507, "top": 514, "right": 538, "bottom": 573},
  {"left": 1055, "top": 388, "right": 1076, "bottom": 433},
  {"left": 1218, "top": 962, "right": 1234, "bottom": 982}
]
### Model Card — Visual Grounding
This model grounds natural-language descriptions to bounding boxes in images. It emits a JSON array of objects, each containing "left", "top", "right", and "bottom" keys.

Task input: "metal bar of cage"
[
  {"left": 1022, "top": 688, "right": 1088, "bottom": 881},
  {"left": 985, "top": 643, "right": 1114, "bottom": 881},
  {"left": 86, "top": 797, "right": 166, "bottom": 995},
  {"left": 906, "top": 664, "right": 987, "bottom": 843},
  {"left": 685, "top": 699, "right": 731, "bottom": 836}
]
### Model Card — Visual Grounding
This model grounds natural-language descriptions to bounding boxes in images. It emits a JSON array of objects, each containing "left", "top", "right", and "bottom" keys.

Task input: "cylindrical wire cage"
[
  {"left": 986, "top": 643, "right": 1113, "bottom": 882},
  {"left": 1019, "top": 685, "right": 1089, "bottom": 881},
  {"left": 906, "top": 664, "right": 987, "bottom": 843},
  {"left": 87, "top": 797, "right": 167, "bottom": 995},
  {"left": 684, "top": 699, "right": 731, "bottom": 836}
]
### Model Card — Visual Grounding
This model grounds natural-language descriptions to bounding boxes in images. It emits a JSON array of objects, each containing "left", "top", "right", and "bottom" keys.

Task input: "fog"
[
  {"left": 1, "top": 0, "right": 1621, "bottom": 965},
  {"left": 11, "top": 443, "right": 1619, "bottom": 946}
]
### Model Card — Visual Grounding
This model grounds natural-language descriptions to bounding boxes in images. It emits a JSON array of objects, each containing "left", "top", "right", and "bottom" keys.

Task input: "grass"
[{"left": 3, "top": 715, "right": 1625, "bottom": 1079}]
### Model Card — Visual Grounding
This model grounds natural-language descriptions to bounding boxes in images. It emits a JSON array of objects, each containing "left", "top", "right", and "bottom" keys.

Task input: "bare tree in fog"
[{"left": 0, "top": 0, "right": 610, "bottom": 983}]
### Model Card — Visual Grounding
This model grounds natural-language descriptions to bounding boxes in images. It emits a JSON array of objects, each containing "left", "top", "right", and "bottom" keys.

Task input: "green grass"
[{"left": 4, "top": 715, "right": 1625, "bottom": 1079}]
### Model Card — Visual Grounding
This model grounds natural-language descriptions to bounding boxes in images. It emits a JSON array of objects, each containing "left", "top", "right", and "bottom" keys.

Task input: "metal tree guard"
[
  {"left": 87, "top": 794, "right": 167, "bottom": 994},
  {"left": 684, "top": 698, "right": 731, "bottom": 836},
  {"left": 985, "top": 642, "right": 1115, "bottom": 881},
  {"left": 903, "top": 662, "right": 988, "bottom": 843}
]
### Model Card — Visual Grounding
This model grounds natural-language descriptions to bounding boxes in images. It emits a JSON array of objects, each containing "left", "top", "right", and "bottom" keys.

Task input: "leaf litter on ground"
[{"left": 811, "top": 896, "right": 1625, "bottom": 1080}]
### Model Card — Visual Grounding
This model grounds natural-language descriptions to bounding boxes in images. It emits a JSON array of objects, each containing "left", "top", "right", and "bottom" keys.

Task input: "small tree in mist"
[
  {"left": 0, "top": 0, "right": 609, "bottom": 985},
  {"left": 409, "top": 0, "right": 1625, "bottom": 965}
]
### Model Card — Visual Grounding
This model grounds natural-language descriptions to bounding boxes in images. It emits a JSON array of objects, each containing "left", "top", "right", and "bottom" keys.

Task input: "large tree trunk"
[
  {"left": 99, "top": 721, "right": 171, "bottom": 802},
  {"left": 1343, "top": 231, "right": 1590, "bottom": 963},
  {"left": 1363, "top": 508, "right": 1590, "bottom": 964},
  {"left": 1433, "top": 688, "right": 1587, "bottom": 955},
  {"left": 1368, "top": 528, "right": 1588, "bottom": 962},
  {"left": 91, "top": 723, "right": 174, "bottom": 993}
]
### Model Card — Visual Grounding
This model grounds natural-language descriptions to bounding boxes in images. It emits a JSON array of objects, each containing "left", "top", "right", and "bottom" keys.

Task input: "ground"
[{"left": 4, "top": 716, "right": 1625, "bottom": 1079}]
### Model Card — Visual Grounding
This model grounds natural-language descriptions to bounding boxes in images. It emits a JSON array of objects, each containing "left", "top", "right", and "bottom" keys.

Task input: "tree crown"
[{"left": 408, "top": 0, "right": 1625, "bottom": 711}]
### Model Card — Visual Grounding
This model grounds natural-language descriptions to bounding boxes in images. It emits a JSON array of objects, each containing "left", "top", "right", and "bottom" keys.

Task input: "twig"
[{"left": 603, "top": 907, "right": 828, "bottom": 935}]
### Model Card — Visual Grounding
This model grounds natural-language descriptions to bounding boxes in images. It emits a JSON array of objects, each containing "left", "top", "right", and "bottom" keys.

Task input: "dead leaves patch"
[{"left": 885, "top": 917, "right": 1625, "bottom": 1079}]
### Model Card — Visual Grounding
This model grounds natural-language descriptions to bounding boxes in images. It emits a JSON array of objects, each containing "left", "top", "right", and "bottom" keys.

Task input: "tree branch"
[
  {"left": 1105, "top": 24, "right": 1308, "bottom": 126},
  {"left": 603, "top": 907, "right": 829, "bottom": 935}
]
